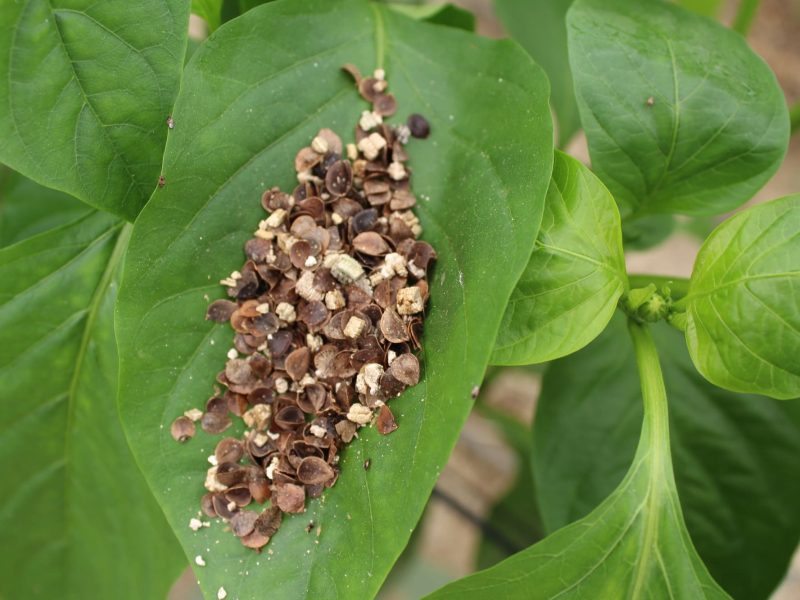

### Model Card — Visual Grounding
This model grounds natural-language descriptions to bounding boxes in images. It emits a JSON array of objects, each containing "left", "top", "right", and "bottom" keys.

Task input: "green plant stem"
[
  {"left": 732, "top": 0, "right": 761, "bottom": 36},
  {"left": 790, "top": 103, "right": 800, "bottom": 136},
  {"left": 627, "top": 274, "right": 691, "bottom": 300},
  {"left": 627, "top": 321, "right": 672, "bottom": 475}
]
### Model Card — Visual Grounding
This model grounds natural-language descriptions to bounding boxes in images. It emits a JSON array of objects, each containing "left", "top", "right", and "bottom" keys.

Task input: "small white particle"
[
  {"left": 217, "top": 587, "right": 227, "bottom": 600},
  {"left": 227, "top": 348, "right": 238, "bottom": 360},
  {"left": 195, "top": 555, "right": 206, "bottom": 567}
]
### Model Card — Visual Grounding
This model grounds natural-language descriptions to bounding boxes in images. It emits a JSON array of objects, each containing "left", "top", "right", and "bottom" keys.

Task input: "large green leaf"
[
  {"left": 677, "top": 0, "right": 723, "bottom": 17},
  {"left": 115, "top": 1, "right": 552, "bottom": 598},
  {"left": 567, "top": 0, "right": 789, "bottom": 218},
  {"left": 492, "top": 151, "right": 626, "bottom": 365},
  {"left": 0, "top": 212, "right": 185, "bottom": 599},
  {"left": 0, "top": 0, "right": 190, "bottom": 220},
  {"left": 429, "top": 321, "right": 729, "bottom": 599},
  {"left": 494, "top": 0, "right": 579, "bottom": 147},
  {"left": 682, "top": 195, "right": 800, "bottom": 399},
  {"left": 532, "top": 315, "right": 800, "bottom": 599},
  {"left": 0, "top": 167, "right": 91, "bottom": 248}
]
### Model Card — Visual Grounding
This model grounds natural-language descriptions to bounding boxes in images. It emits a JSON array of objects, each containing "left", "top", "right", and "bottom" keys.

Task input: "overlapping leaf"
[
  {"left": 429, "top": 322, "right": 729, "bottom": 599},
  {"left": 0, "top": 212, "right": 185, "bottom": 599},
  {"left": 532, "top": 315, "right": 800, "bottom": 599},
  {"left": 682, "top": 195, "right": 800, "bottom": 399},
  {"left": 0, "top": 167, "right": 90, "bottom": 247},
  {"left": 0, "top": 0, "right": 190, "bottom": 220},
  {"left": 567, "top": 0, "right": 788, "bottom": 218},
  {"left": 115, "top": 1, "right": 552, "bottom": 598},
  {"left": 494, "top": 0, "right": 579, "bottom": 147},
  {"left": 492, "top": 151, "right": 626, "bottom": 365}
]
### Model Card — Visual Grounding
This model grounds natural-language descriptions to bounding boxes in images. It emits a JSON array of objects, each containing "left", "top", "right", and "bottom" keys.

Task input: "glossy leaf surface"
[
  {"left": 567, "top": 0, "right": 788, "bottom": 218},
  {"left": 115, "top": 1, "right": 552, "bottom": 598},
  {"left": 0, "top": 0, "right": 190, "bottom": 219},
  {"left": 684, "top": 195, "right": 800, "bottom": 399},
  {"left": 492, "top": 151, "right": 626, "bottom": 365}
]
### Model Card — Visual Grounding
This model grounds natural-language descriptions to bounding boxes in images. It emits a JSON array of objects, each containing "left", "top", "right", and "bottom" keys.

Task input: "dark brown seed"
[
  {"left": 170, "top": 416, "right": 195, "bottom": 442},
  {"left": 380, "top": 308, "right": 409, "bottom": 343},
  {"left": 407, "top": 114, "right": 430, "bottom": 139},
  {"left": 352, "top": 231, "right": 390, "bottom": 256},
  {"left": 241, "top": 506, "right": 282, "bottom": 549},
  {"left": 289, "top": 240, "right": 312, "bottom": 269},
  {"left": 390, "top": 190, "right": 416, "bottom": 211},
  {"left": 201, "top": 411, "right": 231, "bottom": 434},
  {"left": 373, "top": 93, "right": 397, "bottom": 116},
  {"left": 262, "top": 187, "right": 293, "bottom": 212},
  {"left": 389, "top": 353, "right": 420, "bottom": 386},
  {"left": 298, "top": 301, "right": 329, "bottom": 329},
  {"left": 212, "top": 493, "right": 238, "bottom": 520},
  {"left": 215, "top": 438, "right": 244, "bottom": 464},
  {"left": 285, "top": 346, "right": 310, "bottom": 381},
  {"left": 380, "top": 371, "right": 407, "bottom": 398},
  {"left": 358, "top": 77, "right": 379, "bottom": 102},
  {"left": 230, "top": 510, "right": 259, "bottom": 537},
  {"left": 249, "top": 479, "right": 271, "bottom": 504},
  {"left": 248, "top": 388, "right": 274, "bottom": 406},
  {"left": 274, "top": 483, "right": 306, "bottom": 513},
  {"left": 216, "top": 462, "right": 246, "bottom": 486},
  {"left": 201, "top": 493, "right": 217, "bottom": 518},
  {"left": 206, "top": 300, "right": 237, "bottom": 323},
  {"left": 325, "top": 160, "right": 353, "bottom": 196},
  {"left": 225, "top": 485, "right": 253, "bottom": 507},
  {"left": 351, "top": 208, "right": 379, "bottom": 234},
  {"left": 376, "top": 404, "right": 398, "bottom": 435},
  {"left": 268, "top": 330, "right": 293, "bottom": 356},
  {"left": 305, "top": 383, "right": 328, "bottom": 412},
  {"left": 305, "top": 521, "right": 315, "bottom": 533},
  {"left": 296, "top": 456, "right": 335, "bottom": 485},
  {"left": 274, "top": 405, "right": 306, "bottom": 430},
  {"left": 295, "top": 147, "right": 321, "bottom": 172}
]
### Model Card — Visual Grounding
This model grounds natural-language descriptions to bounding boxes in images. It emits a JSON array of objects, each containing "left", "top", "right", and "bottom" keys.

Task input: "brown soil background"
[{"left": 172, "top": 1, "right": 800, "bottom": 597}]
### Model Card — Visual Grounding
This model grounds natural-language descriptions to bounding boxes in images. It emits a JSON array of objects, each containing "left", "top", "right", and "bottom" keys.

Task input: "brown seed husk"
[
  {"left": 274, "top": 483, "right": 306, "bottom": 513},
  {"left": 171, "top": 416, "right": 196, "bottom": 442},
  {"left": 296, "top": 456, "right": 335, "bottom": 485},
  {"left": 376, "top": 404, "right": 398, "bottom": 435}
]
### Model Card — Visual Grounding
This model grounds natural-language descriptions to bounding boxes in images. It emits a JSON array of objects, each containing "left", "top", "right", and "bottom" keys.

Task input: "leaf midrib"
[{"left": 62, "top": 222, "right": 129, "bottom": 589}]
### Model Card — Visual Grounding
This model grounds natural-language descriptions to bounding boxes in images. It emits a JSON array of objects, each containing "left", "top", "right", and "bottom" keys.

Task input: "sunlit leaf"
[
  {"left": 683, "top": 195, "right": 800, "bottom": 399},
  {"left": 492, "top": 151, "right": 626, "bottom": 365}
]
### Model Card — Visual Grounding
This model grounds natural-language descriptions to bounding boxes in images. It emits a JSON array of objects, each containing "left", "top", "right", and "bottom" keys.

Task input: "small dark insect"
[
  {"left": 158, "top": 175, "right": 166, "bottom": 187},
  {"left": 166, "top": 115, "right": 175, "bottom": 129},
  {"left": 305, "top": 521, "right": 315, "bottom": 533},
  {"left": 471, "top": 385, "right": 480, "bottom": 399},
  {"left": 363, "top": 458, "right": 371, "bottom": 471}
]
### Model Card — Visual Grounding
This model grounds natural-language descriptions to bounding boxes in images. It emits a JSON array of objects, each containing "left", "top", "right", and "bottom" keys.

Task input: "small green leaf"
[
  {"left": 683, "top": 195, "right": 800, "bottom": 399},
  {"left": 492, "top": 151, "right": 626, "bottom": 365},
  {"left": 567, "top": 0, "right": 789, "bottom": 218},
  {"left": 115, "top": 1, "right": 553, "bottom": 598},
  {"left": 0, "top": 213, "right": 185, "bottom": 599},
  {"left": 192, "top": 0, "right": 222, "bottom": 31},
  {"left": 388, "top": 3, "right": 475, "bottom": 31},
  {"left": 0, "top": 167, "right": 91, "bottom": 248},
  {"left": 0, "top": 0, "right": 190, "bottom": 220},
  {"left": 494, "top": 0, "right": 580, "bottom": 147},
  {"left": 532, "top": 315, "right": 800, "bottom": 599},
  {"left": 429, "top": 322, "right": 729, "bottom": 599}
]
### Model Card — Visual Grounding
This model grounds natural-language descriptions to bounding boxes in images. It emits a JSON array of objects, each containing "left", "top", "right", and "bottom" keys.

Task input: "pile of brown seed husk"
[{"left": 170, "top": 65, "right": 436, "bottom": 551}]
